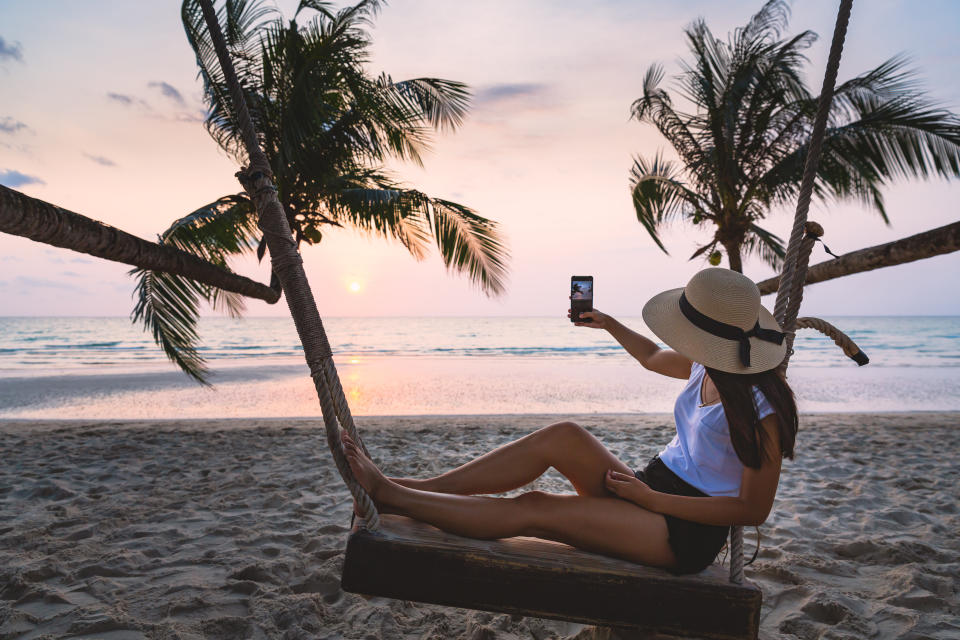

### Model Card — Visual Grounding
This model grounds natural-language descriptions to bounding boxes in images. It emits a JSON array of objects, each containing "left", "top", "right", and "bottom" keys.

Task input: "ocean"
[{"left": 1, "top": 316, "right": 958, "bottom": 418}]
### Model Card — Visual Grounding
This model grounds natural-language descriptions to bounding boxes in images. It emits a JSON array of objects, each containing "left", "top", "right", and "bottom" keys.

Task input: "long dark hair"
[{"left": 704, "top": 366, "right": 799, "bottom": 469}]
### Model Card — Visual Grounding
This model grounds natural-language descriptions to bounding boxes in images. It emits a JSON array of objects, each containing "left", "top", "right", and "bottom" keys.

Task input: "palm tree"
[
  {"left": 629, "top": 0, "right": 960, "bottom": 273},
  {"left": 133, "top": 0, "right": 509, "bottom": 383}
]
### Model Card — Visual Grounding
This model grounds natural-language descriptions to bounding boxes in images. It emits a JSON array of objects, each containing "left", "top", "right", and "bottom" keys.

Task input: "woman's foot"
[{"left": 340, "top": 430, "right": 393, "bottom": 509}]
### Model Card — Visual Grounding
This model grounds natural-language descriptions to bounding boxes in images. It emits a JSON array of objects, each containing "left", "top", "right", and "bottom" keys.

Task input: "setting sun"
[{"left": 348, "top": 281, "right": 362, "bottom": 293}]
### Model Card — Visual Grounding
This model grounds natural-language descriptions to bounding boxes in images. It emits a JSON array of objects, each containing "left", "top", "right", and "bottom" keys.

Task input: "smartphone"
[{"left": 570, "top": 276, "right": 594, "bottom": 323}]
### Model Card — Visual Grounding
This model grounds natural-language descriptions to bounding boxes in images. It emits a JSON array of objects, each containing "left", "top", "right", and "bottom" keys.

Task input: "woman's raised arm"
[{"left": 571, "top": 309, "right": 692, "bottom": 379}]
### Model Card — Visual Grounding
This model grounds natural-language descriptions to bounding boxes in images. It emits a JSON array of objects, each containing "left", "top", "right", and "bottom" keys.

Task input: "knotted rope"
[
  {"left": 199, "top": 0, "right": 379, "bottom": 529},
  {"left": 796, "top": 317, "right": 869, "bottom": 366},
  {"left": 731, "top": 0, "right": 855, "bottom": 586}
]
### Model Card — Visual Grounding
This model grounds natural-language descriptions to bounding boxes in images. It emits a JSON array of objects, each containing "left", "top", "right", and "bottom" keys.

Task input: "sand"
[{"left": 1, "top": 413, "right": 958, "bottom": 640}]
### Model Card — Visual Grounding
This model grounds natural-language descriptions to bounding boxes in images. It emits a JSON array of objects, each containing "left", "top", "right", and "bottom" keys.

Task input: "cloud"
[
  {"left": 107, "top": 92, "right": 136, "bottom": 106},
  {"left": 106, "top": 88, "right": 202, "bottom": 123},
  {"left": 476, "top": 83, "right": 548, "bottom": 103},
  {"left": 172, "top": 110, "right": 205, "bottom": 123},
  {"left": 0, "top": 36, "right": 23, "bottom": 62},
  {"left": 0, "top": 117, "right": 27, "bottom": 134},
  {"left": 107, "top": 92, "right": 152, "bottom": 111},
  {"left": 148, "top": 81, "right": 185, "bottom": 105},
  {"left": 465, "top": 83, "right": 564, "bottom": 148},
  {"left": 474, "top": 83, "right": 556, "bottom": 110},
  {"left": 0, "top": 169, "right": 44, "bottom": 188},
  {"left": 0, "top": 276, "right": 85, "bottom": 292},
  {"left": 470, "top": 84, "right": 562, "bottom": 132},
  {"left": 83, "top": 152, "right": 117, "bottom": 167}
]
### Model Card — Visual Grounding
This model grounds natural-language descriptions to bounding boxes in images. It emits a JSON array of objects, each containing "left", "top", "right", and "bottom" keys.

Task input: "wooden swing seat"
[{"left": 341, "top": 514, "right": 761, "bottom": 639}]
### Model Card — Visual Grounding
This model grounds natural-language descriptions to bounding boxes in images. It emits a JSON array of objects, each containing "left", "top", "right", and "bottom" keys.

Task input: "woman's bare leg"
[
  {"left": 343, "top": 431, "right": 675, "bottom": 568},
  {"left": 392, "top": 421, "right": 634, "bottom": 498}
]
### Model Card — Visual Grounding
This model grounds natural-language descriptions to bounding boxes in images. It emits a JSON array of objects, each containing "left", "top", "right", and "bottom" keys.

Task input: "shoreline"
[
  {"left": 2, "top": 413, "right": 958, "bottom": 639},
  {"left": 3, "top": 410, "right": 960, "bottom": 428},
  {"left": 4, "top": 357, "right": 960, "bottom": 419}
]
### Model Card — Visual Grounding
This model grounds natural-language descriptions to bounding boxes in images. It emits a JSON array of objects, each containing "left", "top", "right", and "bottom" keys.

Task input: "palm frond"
[
  {"left": 161, "top": 194, "right": 260, "bottom": 260},
  {"left": 743, "top": 222, "right": 785, "bottom": 270},
  {"left": 131, "top": 195, "right": 260, "bottom": 383},
  {"left": 838, "top": 93, "right": 960, "bottom": 179},
  {"left": 689, "top": 239, "right": 719, "bottom": 261},
  {"left": 730, "top": 29, "right": 816, "bottom": 167},
  {"left": 131, "top": 267, "right": 210, "bottom": 384},
  {"left": 324, "top": 185, "right": 433, "bottom": 258},
  {"left": 631, "top": 64, "right": 709, "bottom": 177},
  {"left": 327, "top": 0, "right": 384, "bottom": 29},
  {"left": 828, "top": 54, "right": 920, "bottom": 120},
  {"left": 428, "top": 198, "right": 509, "bottom": 296},
  {"left": 294, "top": 0, "right": 336, "bottom": 20},
  {"left": 381, "top": 75, "right": 472, "bottom": 132},
  {"left": 325, "top": 185, "right": 509, "bottom": 295},
  {"left": 629, "top": 152, "right": 706, "bottom": 253},
  {"left": 182, "top": 0, "right": 279, "bottom": 160},
  {"left": 755, "top": 86, "right": 960, "bottom": 218},
  {"left": 739, "top": 0, "right": 792, "bottom": 44}
]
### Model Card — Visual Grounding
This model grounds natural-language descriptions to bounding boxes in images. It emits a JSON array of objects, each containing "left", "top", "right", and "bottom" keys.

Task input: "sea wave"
[{"left": 1, "top": 316, "right": 959, "bottom": 373}]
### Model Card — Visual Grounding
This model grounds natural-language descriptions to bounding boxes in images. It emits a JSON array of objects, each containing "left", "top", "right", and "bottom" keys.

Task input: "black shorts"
[{"left": 633, "top": 456, "right": 729, "bottom": 574}]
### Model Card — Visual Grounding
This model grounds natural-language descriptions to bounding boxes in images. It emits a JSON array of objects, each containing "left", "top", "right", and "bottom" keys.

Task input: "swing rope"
[
  {"left": 730, "top": 0, "right": 855, "bottom": 585},
  {"left": 774, "top": 0, "right": 855, "bottom": 364}
]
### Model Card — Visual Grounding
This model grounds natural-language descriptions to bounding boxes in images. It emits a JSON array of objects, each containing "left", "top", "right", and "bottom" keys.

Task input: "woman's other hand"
[
  {"left": 569, "top": 308, "right": 608, "bottom": 329},
  {"left": 605, "top": 469, "right": 656, "bottom": 508}
]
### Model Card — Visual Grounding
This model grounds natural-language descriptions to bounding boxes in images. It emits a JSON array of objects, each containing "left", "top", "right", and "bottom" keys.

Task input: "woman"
[{"left": 342, "top": 268, "right": 799, "bottom": 574}]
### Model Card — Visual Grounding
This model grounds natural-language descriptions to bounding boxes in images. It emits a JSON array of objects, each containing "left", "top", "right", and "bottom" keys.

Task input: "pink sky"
[{"left": 2, "top": 0, "right": 958, "bottom": 317}]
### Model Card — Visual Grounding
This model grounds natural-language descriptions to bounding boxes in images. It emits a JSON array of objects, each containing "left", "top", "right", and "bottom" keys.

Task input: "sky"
[{"left": 1, "top": 0, "right": 958, "bottom": 318}]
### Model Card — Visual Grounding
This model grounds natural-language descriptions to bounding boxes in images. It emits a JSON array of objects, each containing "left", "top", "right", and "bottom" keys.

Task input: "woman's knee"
[
  {"left": 514, "top": 489, "right": 553, "bottom": 505},
  {"left": 538, "top": 420, "right": 588, "bottom": 444},
  {"left": 512, "top": 490, "right": 559, "bottom": 536}
]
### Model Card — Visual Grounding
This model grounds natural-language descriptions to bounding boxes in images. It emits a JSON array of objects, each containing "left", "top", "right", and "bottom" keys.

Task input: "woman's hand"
[
  {"left": 568, "top": 306, "right": 609, "bottom": 329},
  {"left": 605, "top": 469, "right": 657, "bottom": 509}
]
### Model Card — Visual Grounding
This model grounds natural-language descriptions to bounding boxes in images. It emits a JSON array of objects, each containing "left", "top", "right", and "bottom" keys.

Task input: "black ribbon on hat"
[{"left": 678, "top": 292, "right": 785, "bottom": 367}]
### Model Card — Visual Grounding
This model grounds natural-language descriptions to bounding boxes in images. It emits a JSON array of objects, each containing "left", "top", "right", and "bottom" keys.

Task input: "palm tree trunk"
[
  {"left": 722, "top": 240, "right": 743, "bottom": 273},
  {"left": 196, "top": 0, "right": 379, "bottom": 527},
  {"left": 0, "top": 184, "right": 280, "bottom": 304},
  {"left": 756, "top": 221, "right": 960, "bottom": 295}
]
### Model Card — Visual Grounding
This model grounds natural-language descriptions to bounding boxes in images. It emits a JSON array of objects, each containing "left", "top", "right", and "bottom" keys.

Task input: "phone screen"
[{"left": 570, "top": 276, "right": 593, "bottom": 322}]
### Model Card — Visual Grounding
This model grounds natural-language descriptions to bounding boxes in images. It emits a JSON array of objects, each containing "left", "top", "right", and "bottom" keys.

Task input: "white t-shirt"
[{"left": 658, "top": 362, "right": 776, "bottom": 497}]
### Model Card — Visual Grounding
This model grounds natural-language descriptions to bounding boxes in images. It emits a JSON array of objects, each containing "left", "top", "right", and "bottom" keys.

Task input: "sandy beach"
[{"left": 1, "top": 413, "right": 958, "bottom": 640}]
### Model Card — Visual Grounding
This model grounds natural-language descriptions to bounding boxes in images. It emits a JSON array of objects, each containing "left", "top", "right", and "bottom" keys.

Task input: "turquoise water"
[
  {"left": 0, "top": 316, "right": 958, "bottom": 417},
  {"left": 1, "top": 316, "right": 958, "bottom": 372}
]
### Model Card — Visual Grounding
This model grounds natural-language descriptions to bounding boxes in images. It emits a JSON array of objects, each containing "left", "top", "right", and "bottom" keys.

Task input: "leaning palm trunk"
[
  {"left": 756, "top": 221, "right": 960, "bottom": 295},
  {"left": 0, "top": 184, "right": 280, "bottom": 304},
  {"left": 196, "top": 0, "right": 378, "bottom": 527}
]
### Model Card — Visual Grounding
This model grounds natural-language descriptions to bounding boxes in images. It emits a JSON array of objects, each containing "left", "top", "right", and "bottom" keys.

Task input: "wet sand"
[{"left": 1, "top": 413, "right": 958, "bottom": 639}]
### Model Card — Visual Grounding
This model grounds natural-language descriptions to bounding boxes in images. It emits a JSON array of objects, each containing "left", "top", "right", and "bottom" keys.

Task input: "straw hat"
[{"left": 642, "top": 268, "right": 787, "bottom": 374}]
